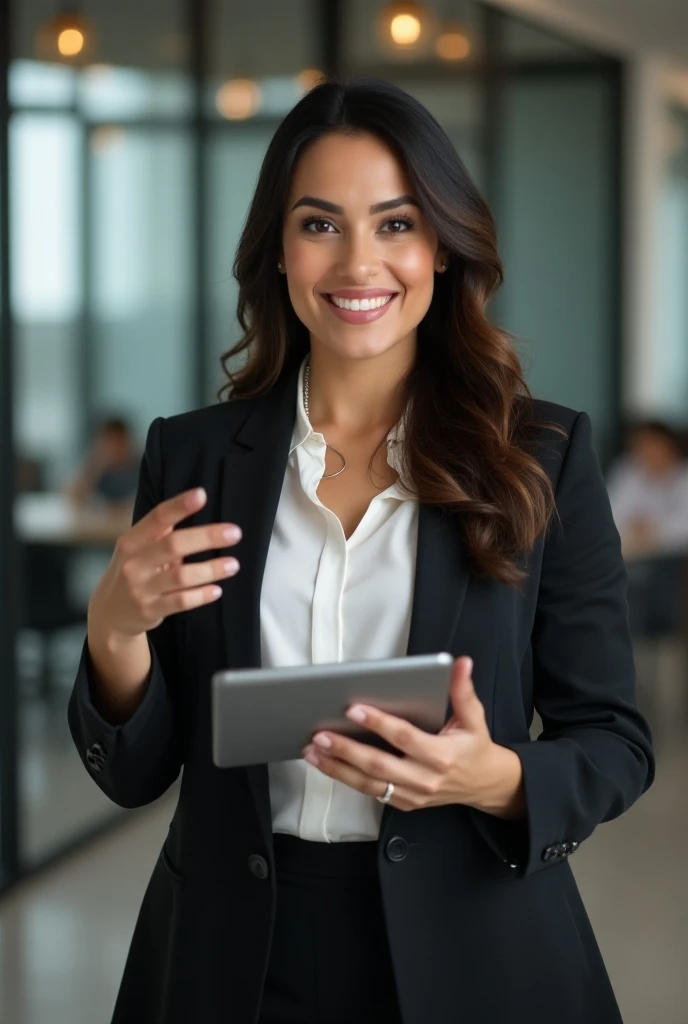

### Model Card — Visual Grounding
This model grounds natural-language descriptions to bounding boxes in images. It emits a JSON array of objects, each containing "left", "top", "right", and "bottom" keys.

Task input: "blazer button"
[
  {"left": 86, "top": 742, "right": 107, "bottom": 773},
  {"left": 248, "top": 854, "right": 269, "bottom": 880},
  {"left": 385, "top": 836, "right": 408, "bottom": 862}
]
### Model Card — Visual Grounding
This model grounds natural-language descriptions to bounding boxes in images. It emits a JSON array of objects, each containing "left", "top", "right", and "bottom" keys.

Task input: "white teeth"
[{"left": 330, "top": 294, "right": 393, "bottom": 311}]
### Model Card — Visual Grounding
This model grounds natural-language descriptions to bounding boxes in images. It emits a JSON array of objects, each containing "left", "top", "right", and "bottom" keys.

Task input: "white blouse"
[
  {"left": 260, "top": 357, "right": 419, "bottom": 842},
  {"left": 607, "top": 456, "right": 688, "bottom": 553}
]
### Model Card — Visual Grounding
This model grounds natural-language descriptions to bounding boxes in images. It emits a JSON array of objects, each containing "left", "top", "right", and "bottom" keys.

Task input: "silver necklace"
[{"left": 303, "top": 362, "right": 347, "bottom": 479}]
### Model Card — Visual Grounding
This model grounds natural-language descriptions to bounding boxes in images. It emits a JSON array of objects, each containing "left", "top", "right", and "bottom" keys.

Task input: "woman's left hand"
[{"left": 302, "top": 656, "right": 526, "bottom": 819}]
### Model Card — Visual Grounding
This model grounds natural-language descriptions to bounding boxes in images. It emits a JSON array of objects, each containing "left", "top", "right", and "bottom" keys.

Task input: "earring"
[{"left": 277, "top": 261, "right": 283, "bottom": 272}]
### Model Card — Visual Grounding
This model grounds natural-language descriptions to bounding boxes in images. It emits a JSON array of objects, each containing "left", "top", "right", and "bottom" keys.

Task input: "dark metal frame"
[
  {"left": 0, "top": 0, "right": 19, "bottom": 890},
  {"left": 0, "top": 0, "right": 625, "bottom": 893}
]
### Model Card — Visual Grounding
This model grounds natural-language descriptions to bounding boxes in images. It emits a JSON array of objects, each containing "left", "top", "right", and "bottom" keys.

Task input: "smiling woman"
[
  {"left": 222, "top": 78, "right": 560, "bottom": 587},
  {"left": 68, "top": 77, "right": 654, "bottom": 1024}
]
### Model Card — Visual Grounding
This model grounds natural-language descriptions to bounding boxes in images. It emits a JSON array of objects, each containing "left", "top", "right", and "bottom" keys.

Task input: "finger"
[
  {"left": 439, "top": 657, "right": 471, "bottom": 733},
  {"left": 304, "top": 751, "right": 436, "bottom": 810},
  {"left": 123, "top": 521, "right": 243, "bottom": 582},
  {"left": 448, "top": 657, "right": 486, "bottom": 732},
  {"left": 123, "top": 487, "right": 241, "bottom": 558},
  {"left": 149, "top": 580, "right": 225, "bottom": 620},
  {"left": 340, "top": 703, "right": 446, "bottom": 769},
  {"left": 126, "top": 487, "right": 209, "bottom": 548},
  {"left": 145, "top": 553, "right": 240, "bottom": 598},
  {"left": 304, "top": 750, "right": 404, "bottom": 800},
  {"left": 306, "top": 732, "right": 438, "bottom": 792}
]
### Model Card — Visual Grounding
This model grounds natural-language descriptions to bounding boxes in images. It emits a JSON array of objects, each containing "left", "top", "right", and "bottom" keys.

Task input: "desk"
[
  {"left": 14, "top": 492, "right": 133, "bottom": 546},
  {"left": 14, "top": 493, "right": 133, "bottom": 695}
]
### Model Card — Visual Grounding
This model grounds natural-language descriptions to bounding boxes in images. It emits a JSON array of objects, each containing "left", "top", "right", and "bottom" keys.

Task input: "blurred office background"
[{"left": 0, "top": 1, "right": 687, "bottom": 1021}]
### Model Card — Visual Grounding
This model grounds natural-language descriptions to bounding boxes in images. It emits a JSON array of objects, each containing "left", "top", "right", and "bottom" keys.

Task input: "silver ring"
[{"left": 377, "top": 781, "right": 395, "bottom": 804}]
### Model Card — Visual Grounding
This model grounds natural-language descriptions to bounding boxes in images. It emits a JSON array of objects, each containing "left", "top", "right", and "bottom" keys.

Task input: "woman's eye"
[
  {"left": 302, "top": 218, "right": 336, "bottom": 234},
  {"left": 381, "top": 217, "right": 415, "bottom": 233}
]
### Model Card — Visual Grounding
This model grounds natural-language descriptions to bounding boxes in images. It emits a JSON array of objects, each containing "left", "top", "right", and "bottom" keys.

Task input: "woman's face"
[{"left": 281, "top": 131, "right": 446, "bottom": 364}]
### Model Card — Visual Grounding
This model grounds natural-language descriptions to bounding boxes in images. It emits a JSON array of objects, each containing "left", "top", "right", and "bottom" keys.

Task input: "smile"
[{"left": 321, "top": 291, "right": 398, "bottom": 324}]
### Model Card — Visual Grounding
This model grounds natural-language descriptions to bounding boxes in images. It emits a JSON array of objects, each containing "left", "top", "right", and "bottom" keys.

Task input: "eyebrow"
[{"left": 291, "top": 194, "right": 419, "bottom": 215}]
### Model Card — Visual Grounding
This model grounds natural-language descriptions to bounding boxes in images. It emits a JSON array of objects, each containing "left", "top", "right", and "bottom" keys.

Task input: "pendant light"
[
  {"left": 34, "top": 5, "right": 96, "bottom": 65},
  {"left": 376, "top": 2, "right": 437, "bottom": 59}
]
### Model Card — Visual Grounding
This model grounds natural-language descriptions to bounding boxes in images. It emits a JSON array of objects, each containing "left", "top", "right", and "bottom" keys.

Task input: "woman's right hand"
[{"left": 88, "top": 486, "right": 242, "bottom": 641}]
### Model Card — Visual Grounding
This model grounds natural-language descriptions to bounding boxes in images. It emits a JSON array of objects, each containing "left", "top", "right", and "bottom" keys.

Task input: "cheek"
[
  {"left": 394, "top": 245, "right": 437, "bottom": 308},
  {"left": 283, "top": 240, "right": 326, "bottom": 288}
]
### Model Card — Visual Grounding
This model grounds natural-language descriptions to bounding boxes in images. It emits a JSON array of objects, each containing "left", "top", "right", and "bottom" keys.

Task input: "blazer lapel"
[
  {"left": 406, "top": 504, "right": 470, "bottom": 661},
  {"left": 218, "top": 357, "right": 473, "bottom": 848},
  {"left": 218, "top": 358, "right": 301, "bottom": 846},
  {"left": 376, "top": 503, "right": 472, "bottom": 837}
]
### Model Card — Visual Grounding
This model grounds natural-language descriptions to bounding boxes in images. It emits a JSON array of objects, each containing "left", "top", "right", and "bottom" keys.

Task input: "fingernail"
[
  {"left": 188, "top": 488, "right": 205, "bottom": 506},
  {"left": 304, "top": 752, "right": 320, "bottom": 766},
  {"left": 465, "top": 657, "right": 474, "bottom": 675},
  {"left": 223, "top": 559, "right": 239, "bottom": 575},
  {"left": 313, "top": 733, "right": 332, "bottom": 749},
  {"left": 223, "top": 525, "right": 242, "bottom": 542},
  {"left": 346, "top": 705, "right": 367, "bottom": 723}
]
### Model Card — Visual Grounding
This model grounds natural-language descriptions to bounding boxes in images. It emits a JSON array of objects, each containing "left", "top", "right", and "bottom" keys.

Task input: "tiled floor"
[
  {"left": 1, "top": 650, "right": 686, "bottom": 1023},
  {"left": 0, "top": 797, "right": 174, "bottom": 1024}
]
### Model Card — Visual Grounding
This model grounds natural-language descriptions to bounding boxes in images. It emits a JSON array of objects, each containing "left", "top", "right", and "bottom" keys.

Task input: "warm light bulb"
[
  {"left": 57, "top": 28, "right": 85, "bottom": 56},
  {"left": 35, "top": 13, "right": 94, "bottom": 63},
  {"left": 390, "top": 13, "right": 422, "bottom": 46},
  {"left": 377, "top": 4, "right": 435, "bottom": 57},
  {"left": 435, "top": 31, "right": 470, "bottom": 61},
  {"left": 216, "top": 79, "right": 261, "bottom": 120}
]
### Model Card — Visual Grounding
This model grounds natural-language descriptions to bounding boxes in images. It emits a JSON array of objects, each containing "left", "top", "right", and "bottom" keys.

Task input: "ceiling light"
[
  {"left": 35, "top": 11, "right": 95, "bottom": 64},
  {"left": 216, "top": 78, "right": 262, "bottom": 120},
  {"left": 391, "top": 13, "right": 422, "bottom": 46},
  {"left": 436, "top": 30, "right": 471, "bottom": 62},
  {"left": 377, "top": 3, "right": 436, "bottom": 56}
]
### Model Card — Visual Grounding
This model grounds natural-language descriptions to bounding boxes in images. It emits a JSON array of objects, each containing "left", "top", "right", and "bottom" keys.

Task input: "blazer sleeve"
[
  {"left": 469, "top": 410, "right": 655, "bottom": 877},
  {"left": 67, "top": 416, "right": 184, "bottom": 809}
]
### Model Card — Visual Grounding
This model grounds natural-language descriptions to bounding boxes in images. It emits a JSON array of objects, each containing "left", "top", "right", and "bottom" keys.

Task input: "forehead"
[{"left": 287, "top": 132, "right": 412, "bottom": 205}]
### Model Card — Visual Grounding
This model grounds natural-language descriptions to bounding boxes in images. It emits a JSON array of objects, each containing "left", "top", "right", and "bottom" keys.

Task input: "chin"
[{"left": 314, "top": 328, "right": 409, "bottom": 363}]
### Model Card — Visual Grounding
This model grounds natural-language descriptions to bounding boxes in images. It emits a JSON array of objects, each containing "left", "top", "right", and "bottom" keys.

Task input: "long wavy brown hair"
[{"left": 217, "top": 78, "right": 564, "bottom": 587}]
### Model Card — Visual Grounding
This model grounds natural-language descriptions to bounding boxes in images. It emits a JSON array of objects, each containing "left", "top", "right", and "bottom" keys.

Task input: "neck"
[{"left": 306, "top": 339, "right": 415, "bottom": 437}]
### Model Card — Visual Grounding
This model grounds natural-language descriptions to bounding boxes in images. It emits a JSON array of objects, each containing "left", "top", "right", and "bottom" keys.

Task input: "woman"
[
  {"left": 69, "top": 79, "right": 654, "bottom": 1024},
  {"left": 64, "top": 416, "right": 140, "bottom": 511}
]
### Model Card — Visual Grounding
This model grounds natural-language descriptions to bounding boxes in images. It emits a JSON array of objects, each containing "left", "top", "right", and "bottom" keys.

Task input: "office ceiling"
[{"left": 489, "top": 0, "right": 688, "bottom": 65}]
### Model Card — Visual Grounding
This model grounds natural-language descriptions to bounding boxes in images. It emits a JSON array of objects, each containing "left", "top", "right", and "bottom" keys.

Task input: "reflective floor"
[
  {"left": 17, "top": 625, "right": 125, "bottom": 862},
  {"left": 0, "top": 642, "right": 686, "bottom": 1024}
]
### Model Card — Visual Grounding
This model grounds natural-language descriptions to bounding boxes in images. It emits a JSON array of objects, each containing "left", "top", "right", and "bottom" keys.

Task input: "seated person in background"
[
  {"left": 64, "top": 416, "right": 140, "bottom": 512},
  {"left": 607, "top": 419, "right": 688, "bottom": 557}
]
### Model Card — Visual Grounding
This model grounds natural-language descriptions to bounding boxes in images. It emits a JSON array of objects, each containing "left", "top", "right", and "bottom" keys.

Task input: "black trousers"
[{"left": 258, "top": 834, "right": 404, "bottom": 1024}]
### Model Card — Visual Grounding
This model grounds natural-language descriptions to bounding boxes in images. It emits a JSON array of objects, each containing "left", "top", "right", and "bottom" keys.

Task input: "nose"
[{"left": 337, "top": 225, "right": 379, "bottom": 283}]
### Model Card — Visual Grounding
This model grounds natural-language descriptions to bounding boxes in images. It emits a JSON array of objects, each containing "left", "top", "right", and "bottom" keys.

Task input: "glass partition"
[{"left": 655, "top": 105, "right": 688, "bottom": 422}]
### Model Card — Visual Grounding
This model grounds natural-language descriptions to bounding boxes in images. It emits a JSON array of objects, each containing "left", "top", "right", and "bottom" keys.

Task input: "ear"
[{"left": 435, "top": 248, "right": 450, "bottom": 274}]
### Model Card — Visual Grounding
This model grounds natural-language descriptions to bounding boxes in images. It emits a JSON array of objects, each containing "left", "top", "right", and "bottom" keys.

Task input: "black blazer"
[{"left": 69, "top": 356, "right": 654, "bottom": 1024}]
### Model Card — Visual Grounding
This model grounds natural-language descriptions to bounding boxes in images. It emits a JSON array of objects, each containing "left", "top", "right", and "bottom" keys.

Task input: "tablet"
[{"left": 211, "top": 652, "right": 455, "bottom": 768}]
